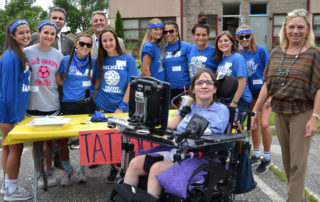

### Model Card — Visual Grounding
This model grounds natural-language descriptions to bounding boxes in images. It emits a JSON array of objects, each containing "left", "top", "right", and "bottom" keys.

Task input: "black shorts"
[
  {"left": 251, "top": 89, "right": 261, "bottom": 100},
  {"left": 61, "top": 98, "right": 95, "bottom": 115},
  {"left": 26, "top": 109, "right": 61, "bottom": 117}
]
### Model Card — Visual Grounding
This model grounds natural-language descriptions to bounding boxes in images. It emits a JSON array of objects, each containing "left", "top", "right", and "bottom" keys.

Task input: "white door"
[{"left": 249, "top": 16, "right": 268, "bottom": 47}]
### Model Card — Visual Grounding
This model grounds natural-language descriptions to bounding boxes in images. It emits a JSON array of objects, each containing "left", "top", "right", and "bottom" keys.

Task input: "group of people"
[
  {"left": 140, "top": 16, "right": 272, "bottom": 174},
  {"left": 0, "top": 7, "right": 138, "bottom": 201},
  {"left": 0, "top": 6, "right": 319, "bottom": 202}
]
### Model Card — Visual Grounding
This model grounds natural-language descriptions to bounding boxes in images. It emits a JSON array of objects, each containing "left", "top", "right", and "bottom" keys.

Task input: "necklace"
[{"left": 277, "top": 45, "right": 303, "bottom": 86}]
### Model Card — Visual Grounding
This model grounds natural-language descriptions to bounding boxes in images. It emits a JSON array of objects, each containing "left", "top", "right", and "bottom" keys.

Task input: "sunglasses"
[
  {"left": 287, "top": 11, "right": 307, "bottom": 17},
  {"left": 237, "top": 34, "right": 251, "bottom": 40},
  {"left": 163, "top": 29, "right": 176, "bottom": 35},
  {"left": 195, "top": 80, "right": 214, "bottom": 86},
  {"left": 77, "top": 41, "right": 92, "bottom": 48}
]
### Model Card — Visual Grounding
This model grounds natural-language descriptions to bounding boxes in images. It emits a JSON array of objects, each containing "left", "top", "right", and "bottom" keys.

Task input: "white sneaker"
[
  {"left": 76, "top": 169, "right": 87, "bottom": 183},
  {"left": 38, "top": 170, "right": 57, "bottom": 188},
  {"left": 4, "top": 185, "right": 33, "bottom": 201},
  {"left": 0, "top": 183, "right": 6, "bottom": 194},
  {"left": 60, "top": 168, "right": 73, "bottom": 187}
]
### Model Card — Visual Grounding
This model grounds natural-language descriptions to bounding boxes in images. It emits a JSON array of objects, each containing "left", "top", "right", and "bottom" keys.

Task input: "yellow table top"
[
  {"left": 4, "top": 110, "right": 177, "bottom": 145},
  {"left": 3, "top": 113, "right": 127, "bottom": 145}
]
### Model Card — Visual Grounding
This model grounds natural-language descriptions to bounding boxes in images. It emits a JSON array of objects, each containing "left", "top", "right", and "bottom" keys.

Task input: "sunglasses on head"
[
  {"left": 287, "top": 11, "right": 307, "bottom": 17},
  {"left": 77, "top": 41, "right": 92, "bottom": 48},
  {"left": 163, "top": 29, "right": 176, "bottom": 35},
  {"left": 237, "top": 34, "right": 251, "bottom": 40}
]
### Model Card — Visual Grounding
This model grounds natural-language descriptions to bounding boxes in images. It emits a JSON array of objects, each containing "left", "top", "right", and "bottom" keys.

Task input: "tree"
[
  {"left": 0, "top": 0, "right": 48, "bottom": 53},
  {"left": 52, "top": 0, "right": 109, "bottom": 34},
  {"left": 115, "top": 10, "right": 124, "bottom": 39}
]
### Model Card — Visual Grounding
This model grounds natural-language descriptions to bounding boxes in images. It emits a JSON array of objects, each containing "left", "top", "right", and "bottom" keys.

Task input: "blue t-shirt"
[
  {"left": 95, "top": 54, "right": 139, "bottom": 112},
  {"left": 240, "top": 45, "right": 269, "bottom": 91},
  {"left": 217, "top": 52, "right": 252, "bottom": 103},
  {"left": 177, "top": 101, "right": 229, "bottom": 134},
  {"left": 0, "top": 50, "right": 30, "bottom": 124},
  {"left": 188, "top": 44, "right": 217, "bottom": 77},
  {"left": 59, "top": 55, "right": 97, "bottom": 102},
  {"left": 164, "top": 41, "right": 191, "bottom": 89},
  {"left": 141, "top": 41, "right": 165, "bottom": 81}
]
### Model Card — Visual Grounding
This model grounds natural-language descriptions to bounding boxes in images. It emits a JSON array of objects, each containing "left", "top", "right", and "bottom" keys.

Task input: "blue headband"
[
  {"left": 38, "top": 21, "right": 58, "bottom": 32},
  {"left": 148, "top": 23, "right": 164, "bottom": 29},
  {"left": 235, "top": 29, "right": 253, "bottom": 36},
  {"left": 9, "top": 20, "right": 29, "bottom": 34}
]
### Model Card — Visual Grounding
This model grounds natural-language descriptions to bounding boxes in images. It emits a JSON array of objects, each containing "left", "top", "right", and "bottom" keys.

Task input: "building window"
[
  {"left": 272, "top": 14, "right": 286, "bottom": 48},
  {"left": 123, "top": 17, "right": 176, "bottom": 51},
  {"left": 250, "top": 3, "right": 268, "bottom": 15},
  {"left": 198, "top": 15, "right": 218, "bottom": 45},
  {"left": 313, "top": 13, "right": 320, "bottom": 47}
]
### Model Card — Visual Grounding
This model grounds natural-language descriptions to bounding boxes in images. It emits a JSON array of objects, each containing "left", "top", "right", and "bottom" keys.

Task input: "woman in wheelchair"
[{"left": 123, "top": 68, "right": 229, "bottom": 199}]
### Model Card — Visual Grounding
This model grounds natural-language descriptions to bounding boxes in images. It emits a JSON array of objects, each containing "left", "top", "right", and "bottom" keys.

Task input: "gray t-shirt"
[{"left": 24, "top": 45, "right": 63, "bottom": 111}]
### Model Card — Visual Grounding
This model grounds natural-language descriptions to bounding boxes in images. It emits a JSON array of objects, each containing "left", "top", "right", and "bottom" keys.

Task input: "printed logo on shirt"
[
  {"left": 165, "top": 51, "right": 181, "bottom": 58},
  {"left": 189, "top": 56, "right": 208, "bottom": 77},
  {"left": 38, "top": 65, "right": 50, "bottom": 79},
  {"left": 101, "top": 70, "right": 121, "bottom": 93},
  {"left": 217, "top": 62, "right": 233, "bottom": 76},
  {"left": 29, "top": 58, "right": 59, "bottom": 69},
  {"left": 247, "top": 58, "right": 258, "bottom": 77},
  {"left": 35, "top": 65, "right": 51, "bottom": 86},
  {"left": 69, "top": 66, "right": 91, "bottom": 76},
  {"left": 22, "top": 74, "right": 30, "bottom": 92}
]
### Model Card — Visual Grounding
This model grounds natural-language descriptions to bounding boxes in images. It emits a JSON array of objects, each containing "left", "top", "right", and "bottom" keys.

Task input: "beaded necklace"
[{"left": 277, "top": 45, "right": 303, "bottom": 86}]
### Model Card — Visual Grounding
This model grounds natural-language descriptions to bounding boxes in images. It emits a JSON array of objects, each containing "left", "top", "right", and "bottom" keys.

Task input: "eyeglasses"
[
  {"left": 237, "top": 34, "right": 251, "bottom": 40},
  {"left": 287, "top": 11, "right": 307, "bottom": 17},
  {"left": 77, "top": 41, "right": 92, "bottom": 48},
  {"left": 163, "top": 29, "right": 175, "bottom": 35},
  {"left": 195, "top": 80, "right": 214, "bottom": 86}
]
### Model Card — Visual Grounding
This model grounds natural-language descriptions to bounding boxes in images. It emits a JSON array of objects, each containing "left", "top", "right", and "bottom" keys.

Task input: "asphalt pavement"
[{"left": 0, "top": 134, "right": 319, "bottom": 202}]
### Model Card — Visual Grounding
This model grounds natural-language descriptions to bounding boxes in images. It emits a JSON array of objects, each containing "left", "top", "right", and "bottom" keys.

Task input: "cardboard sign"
[{"left": 79, "top": 130, "right": 158, "bottom": 165}]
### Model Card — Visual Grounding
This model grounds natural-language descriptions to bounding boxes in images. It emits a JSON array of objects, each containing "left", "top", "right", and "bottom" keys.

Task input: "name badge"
[
  {"left": 116, "top": 60, "right": 126, "bottom": 67},
  {"left": 172, "top": 66, "right": 181, "bottom": 72},
  {"left": 82, "top": 81, "right": 91, "bottom": 87},
  {"left": 30, "top": 86, "right": 39, "bottom": 92},
  {"left": 252, "top": 79, "right": 263, "bottom": 85}
]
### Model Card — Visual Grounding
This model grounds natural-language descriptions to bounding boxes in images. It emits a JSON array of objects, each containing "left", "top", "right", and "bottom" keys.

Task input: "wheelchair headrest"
[{"left": 216, "top": 75, "right": 238, "bottom": 98}]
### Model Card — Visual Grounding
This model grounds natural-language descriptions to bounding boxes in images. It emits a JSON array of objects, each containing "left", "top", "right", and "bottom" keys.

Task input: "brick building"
[{"left": 109, "top": 0, "right": 320, "bottom": 51}]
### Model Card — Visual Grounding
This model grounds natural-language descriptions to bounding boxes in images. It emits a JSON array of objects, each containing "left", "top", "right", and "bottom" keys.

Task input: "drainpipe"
[{"left": 180, "top": 0, "right": 184, "bottom": 40}]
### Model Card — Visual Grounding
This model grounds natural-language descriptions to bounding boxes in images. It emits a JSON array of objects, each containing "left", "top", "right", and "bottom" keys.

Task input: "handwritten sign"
[{"left": 79, "top": 130, "right": 158, "bottom": 165}]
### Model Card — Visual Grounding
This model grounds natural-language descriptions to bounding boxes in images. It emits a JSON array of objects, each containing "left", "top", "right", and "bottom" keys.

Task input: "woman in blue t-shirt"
[
  {"left": 0, "top": 19, "right": 33, "bottom": 201},
  {"left": 214, "top": 31, "right": 252, "bottom": 114},
  {"left": 57, "top": 33, "right": 98, "bottom": 185},
  {"left": 95, "top": 28, "right": 139, "bottom": 183},
  {"left": 188, "top": 17, "right": 216, "bottom": 77},
  {"left": 163, "top": 20, "right": 191, "bottom": 107},
  {"left": 236, "top": 24, "right": 272, "bottom": 175},
  {"left": 140, "top": 18, "right": 165, "bottom": 81}
]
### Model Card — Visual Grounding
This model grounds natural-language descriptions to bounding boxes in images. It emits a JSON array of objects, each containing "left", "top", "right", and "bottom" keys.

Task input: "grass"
[{"left": 269, "top": 165, "right": 319, "bottom": 202}]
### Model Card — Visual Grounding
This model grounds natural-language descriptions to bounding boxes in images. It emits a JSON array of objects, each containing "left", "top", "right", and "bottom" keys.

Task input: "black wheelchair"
[{"left": 108, "top": 76, "right": 256, "bottom": 202}]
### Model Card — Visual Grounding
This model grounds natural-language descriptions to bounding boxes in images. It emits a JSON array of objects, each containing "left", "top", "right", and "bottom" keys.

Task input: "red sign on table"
[{"left": 79, "top": 130, "right": 158, "bottom": 165}]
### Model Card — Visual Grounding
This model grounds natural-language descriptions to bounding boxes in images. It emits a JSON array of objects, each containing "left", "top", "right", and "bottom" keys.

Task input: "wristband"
[
  {"left": 118, "top": 101, "right": 128, "bottom": 111},
  {"left": 232, "top": 99, "right": 238, "bottom": 105},
  {"left": 312, "top": 113, "right": 320, "bottom": 120}
]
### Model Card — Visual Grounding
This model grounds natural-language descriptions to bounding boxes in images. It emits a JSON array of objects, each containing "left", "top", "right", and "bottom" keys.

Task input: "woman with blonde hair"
[
  {"left": 251, "top": 9, "right": 320, "bottom": 201},
  {"left": 140, "top": 18, "right": 165, "bottom": 81},
  {"left": 235, "top": 24, "right": 272, "bottom": 175}
]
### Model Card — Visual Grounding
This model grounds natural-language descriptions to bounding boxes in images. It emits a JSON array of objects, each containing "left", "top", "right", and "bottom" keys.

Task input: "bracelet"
[
  {"left": 232, "top": 99, "right": 238, "bottom": 105},
  {"left": 118, "top": 101, "right": 128, "bottom": 111},
  {"left": 312, "top": 113, "right": 320, "bottom": 120}
]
